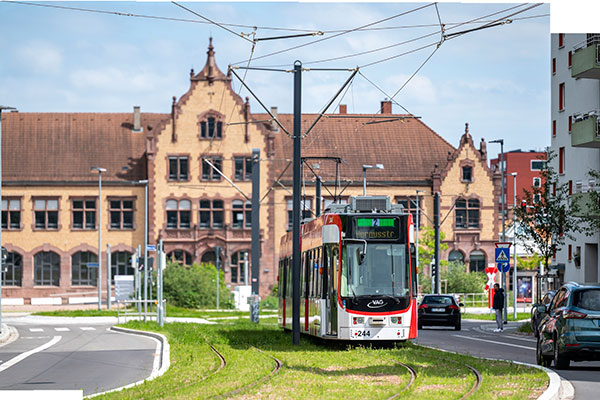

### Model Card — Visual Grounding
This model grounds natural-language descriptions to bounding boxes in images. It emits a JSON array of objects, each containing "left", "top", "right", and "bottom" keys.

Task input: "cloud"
[{"left": 15, "top": 42, "right": 63, "bottom": 75}]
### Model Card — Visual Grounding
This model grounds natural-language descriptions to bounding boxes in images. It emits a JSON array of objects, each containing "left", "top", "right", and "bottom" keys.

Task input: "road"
[
  {"left": 0, "top": 321, "right": 157, "bottom": 396},
  {"left": 415, "top": 319, "right": 600, "bottom": 400}
]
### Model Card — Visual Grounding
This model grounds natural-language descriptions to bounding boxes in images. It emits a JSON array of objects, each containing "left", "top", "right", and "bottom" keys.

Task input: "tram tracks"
[{"left": 384, "top": 359, "right": 417, "bottom": 399}]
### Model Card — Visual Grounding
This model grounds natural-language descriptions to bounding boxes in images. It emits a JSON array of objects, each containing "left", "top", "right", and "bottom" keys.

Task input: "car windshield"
[
  {"left": 341, "top": 243, "right": 409, "bottom": 297},
  {"left": 422, "top": 296, "right": 454, "bottom": 306},
  {"left": 572, "top": 289, "right": 600, "bottom": 311}
]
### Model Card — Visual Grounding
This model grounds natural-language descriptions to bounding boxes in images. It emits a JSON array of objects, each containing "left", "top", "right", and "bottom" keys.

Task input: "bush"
[
  {"left": 260, "top": 295, "right": 278, "bottom": 310},
  {"left": 163, "top": 262, "right": 233, "bottom": 309}
]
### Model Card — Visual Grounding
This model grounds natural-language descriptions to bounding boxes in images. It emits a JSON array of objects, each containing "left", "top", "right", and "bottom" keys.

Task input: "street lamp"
[
  {"left": 511, "top": 172, "right": 517, "bottom": 319},
  {"left": 0, "top": 105, "right": 17, "bottom": 335},
  {"left": 362, "top": 164, "right": 384, "bottom": 196},
  {"left": 135, "top": 179, "right": 149, "bottom": 320},
  {"left": 91, "top": 166, "right": 106, "bottom": 310}
]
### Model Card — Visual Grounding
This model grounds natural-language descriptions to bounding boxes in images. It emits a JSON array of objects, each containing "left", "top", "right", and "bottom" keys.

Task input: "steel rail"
[{"left": 384, "top": 360, "right": 418, "bottom": 399}]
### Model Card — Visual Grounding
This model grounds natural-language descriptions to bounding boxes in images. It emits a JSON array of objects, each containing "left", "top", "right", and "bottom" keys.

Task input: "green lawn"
[{"left": 462, "top": 312, "right": 530, "bottom": 321}]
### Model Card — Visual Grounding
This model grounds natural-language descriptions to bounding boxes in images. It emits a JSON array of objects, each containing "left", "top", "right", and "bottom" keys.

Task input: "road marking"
[
  {"left": 453, "top": 334, "right": 535, "bottom": 351},
  {"left": 21, "top": 336, "right": 51, "bottom": 340},
  {"left": 80, "top": 327, "right": 96, "bottom": 331},
  {"left": 29, "top": 328, "right": 43, "bottom": 332},
  {"left": 0, "top": 336, "right": 62, "bottom": 373},
  {"left": 54, "top": 327, "right": 70, "bottom": 332}
]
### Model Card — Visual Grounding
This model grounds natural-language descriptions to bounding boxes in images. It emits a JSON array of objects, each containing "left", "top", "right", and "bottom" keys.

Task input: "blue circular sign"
[{"left": 498, "top": 262, "right": 511, "bottom": 273}]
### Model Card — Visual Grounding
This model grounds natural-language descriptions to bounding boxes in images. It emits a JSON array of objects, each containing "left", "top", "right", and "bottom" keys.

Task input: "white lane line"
[
  {"left": 54, "top": 327, "right": 70, "bottom": 332},
  {"left": 0, "top": 336, "right": 62, "bottom": 373},
  {"left": 80, "top": 327, "right": 96, "bottom": 331},
  {"left": 453, "top": 334, "right": 535, "bottom": 351},
  {"left": 29, "top": 328, "right": 43, "bottom": 332}
]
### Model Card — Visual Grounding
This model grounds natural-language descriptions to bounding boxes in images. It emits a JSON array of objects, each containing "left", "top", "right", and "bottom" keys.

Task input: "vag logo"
[{"left": 367, "top": 299, "right": 387, "bottom": 308}]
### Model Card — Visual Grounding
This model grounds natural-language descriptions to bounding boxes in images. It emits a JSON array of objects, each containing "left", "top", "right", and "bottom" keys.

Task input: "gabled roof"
[
  {"left": 254, "top": 113, "right": 455, "bottom": 184},
  {"left": 1, "top": 112, "right": 168, "bottom": 183}
]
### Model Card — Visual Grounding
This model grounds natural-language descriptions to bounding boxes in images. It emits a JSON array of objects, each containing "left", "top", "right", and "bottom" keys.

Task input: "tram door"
[{"left": 325, "top": 244, "right": 338, "bottom": 336}]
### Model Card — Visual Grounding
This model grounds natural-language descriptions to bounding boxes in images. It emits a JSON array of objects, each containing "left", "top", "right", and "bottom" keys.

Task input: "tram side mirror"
[
  {"left": 356, "top": 248, "right": 365, "bottom": 264},
  {"left": 536, "top": 305, "right": 547, "bottom": 314}
]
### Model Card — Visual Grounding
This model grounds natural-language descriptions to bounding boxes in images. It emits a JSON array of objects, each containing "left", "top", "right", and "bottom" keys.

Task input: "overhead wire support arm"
[
  {"left": 231, "top": 66, "right": 290, "bottom": 72},
  {"left": 228, "top": 67, "right": 292, "bottom": 137},
  {"left": 260, "top": 161, "right": 292, "bottom": 203},
  {"left": 203, "top": 158, "right": 251, "bottom": 201},
  {"left": 255, "top": 31, "right": 324, "bottom": 41}
]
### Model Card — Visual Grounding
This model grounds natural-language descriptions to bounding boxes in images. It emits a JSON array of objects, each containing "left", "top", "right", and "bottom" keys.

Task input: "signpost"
[
  {"left": 484, "top": 266, "right": 498, "bottom": 309},
  {"left": 495, "top": 242, "right": 512, "bottom": 322}
]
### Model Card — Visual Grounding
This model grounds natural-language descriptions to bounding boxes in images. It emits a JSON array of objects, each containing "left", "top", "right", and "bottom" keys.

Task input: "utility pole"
[
  {"left": 107, "top": 244, "right": 111, "bottom": 310},
  {"left": 490, "top": 139, "right": 508, "bottom": 323},
  {"left": 512, "top": 172, "right": 518, "bottom": 320},
  {"left": 251, "top": 148, "right": 261, "bottom": 296},
  {"left": 434, "top": 192, "right": 440, "bottom": 294},
  {"left": 292, "top": 60, "right": 302, "bottom": 346},
  {"left": 215, "top": 246, "right": 222, "bottom": 310},
  {"left": 315, "top": 176, "right": 322, "bottom": 217}
]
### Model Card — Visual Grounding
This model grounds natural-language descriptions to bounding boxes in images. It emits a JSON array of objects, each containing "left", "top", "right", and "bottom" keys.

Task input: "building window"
[
  {"left": 559, "top": 82, "right": 565, "bottom": 111},
  {"left": 395, "top": 197, "right": 422, "bottom": 227},
  {"left": 201, "top": 251, "right": 222, "bottom": 265},
  {"left": 287, "top": 198, "right": 312, "bottom": 230},
  {"left": 559, "top": 146, "right": 565, "bottom": 174},
  {"left": 462, "top": 166, "right": 473, "bottom": 182},
  {"left": 455, "top": 198, "right": 480, "bottom": 229},
  {"left": 533, "top": 193, "right": 541, "bottom": 203},
  {"left": 2, "top": 199, "right": 21, "bottom": 230},
  {"left": 72, "top": 199, "right": 96, "bottom": 230},
  {"left": 552, "top": 58, "right": 556, "bottom": 74},
  {"left": 111, "top": 251, "right": 134, "bottom": 278},
  {"left": 168, "top": 250, "right": 193, "bottom": 265},
  {"left": 34, "top": 251, "right": 60, "bottom": 286},
  {"left": 568, "top": 116, "right": 572, "bottom": 133},
  {"left": 230, "top": 251, "right": 249, "bottom": 284},
  {"left": 568, "top": 180, "right": 573, "bottom": 195},
  {"left": 552, "top": 120, "right": 556, "bottom": 137},
  {"left": 166, "top": 199, "right": 191, "bottom": 229},
  {"left": 558, "top": 33, "right": 564, "bottom": 48},
  {"left": 168, "top": 156, "right": 189, "bottom": 181},
  {"left": 199, "top": 199, "right": 224, "bottom": 228},
  {"left": 568, "top": 244, "right": 572, "bottom": 261},
  {"left": 531, "top": 160, "right": 545, "bottom": 171},
  {"left": 234, "top": 156, "right": 253, "bottom": 181},
  {"left": 533, "top": 177, "right": 541, "bottom": 188},
  {"left": 34, "top": 199, "right": 58, "bottom": 230},
  {"left": 2, "top": 252, "right": 22, "bottom": 286},
  {"left": 109, "top": 199, "right": 134, "bottom": 229},
  {"left": 448, "top": 250, "right": 464, "bottom": 263},
  {"left": 232, "top": 200, "right": 251, "bottom": 229},
  {"left": 202, "top": 156, "right": 223, "bottom": 181},
  {"left": 72, "top": 251, "right": 98, "bottom": 286},
  {"left": 568, "top": 51, "right": 572, "bottom": 68},
  {"left": 469, "top": 250, "right": 486, "bottom": 273},
  {"left": 200, "top": 117, "right": 222, "bottom": 139}
]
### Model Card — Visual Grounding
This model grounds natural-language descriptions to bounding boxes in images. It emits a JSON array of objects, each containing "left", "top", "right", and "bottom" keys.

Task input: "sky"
[{"left": 0, "top": 1, "right": 554, "bottom": 153}]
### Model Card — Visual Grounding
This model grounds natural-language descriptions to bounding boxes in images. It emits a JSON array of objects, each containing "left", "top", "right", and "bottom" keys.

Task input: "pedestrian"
[{"left": 492, "top": 283, "right": 504, "bottom": 332}]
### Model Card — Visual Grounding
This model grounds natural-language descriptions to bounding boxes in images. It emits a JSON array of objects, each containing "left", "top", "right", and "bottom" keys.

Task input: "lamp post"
[
  {"left": 0, "top": 105, "right": 16, "bottom": 335},
  {"left": 489, "top": 139, "right": 507, "bottom": 323},
  {"left": 91, "top": 166, "right": 107, "bottom": 310},
  {"left": 362, "top": 164, "right": 384, "bottom": 196},
  {"left": 511, "top": 172, "right": 518, "bottom": 319},
  {"left": 415, "top": 190, "right": 426, "bottom": 283}
]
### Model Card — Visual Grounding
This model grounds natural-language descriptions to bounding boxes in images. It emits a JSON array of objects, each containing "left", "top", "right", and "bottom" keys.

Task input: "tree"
[
  {"left": 417, "top": 226, "right": 448, "bottom": 293},
  {"left": 514, "top": 150, "right": 592, "bottom": 272}
]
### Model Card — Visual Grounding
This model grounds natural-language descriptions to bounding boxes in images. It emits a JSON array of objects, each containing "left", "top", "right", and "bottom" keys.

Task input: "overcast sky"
[{"left": 0, "top": 1, "right": 552, "bottom": 153}]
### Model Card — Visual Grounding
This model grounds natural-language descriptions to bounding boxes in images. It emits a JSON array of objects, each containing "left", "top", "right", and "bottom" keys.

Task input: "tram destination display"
[{"left": 354, "top": 217, "right": 399, "bottom": 240}]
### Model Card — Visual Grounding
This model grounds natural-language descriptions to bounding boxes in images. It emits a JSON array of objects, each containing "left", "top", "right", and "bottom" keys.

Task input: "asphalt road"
[
  {"left": 415, "top": 319, "right": 600, "bottom": 400},
  {"left": 0, "top": 322, "right": 157, "bottom": 396}
]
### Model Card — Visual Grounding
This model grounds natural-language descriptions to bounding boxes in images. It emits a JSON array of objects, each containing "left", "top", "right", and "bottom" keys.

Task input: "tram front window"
[{"left": 342, "top": 243, "right": 409, "bottom": 298}]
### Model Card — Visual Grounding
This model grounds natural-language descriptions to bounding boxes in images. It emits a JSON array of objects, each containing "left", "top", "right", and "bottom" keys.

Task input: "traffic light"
[{"left": 520, "top": 200, "right": 527, "bottom": 210}]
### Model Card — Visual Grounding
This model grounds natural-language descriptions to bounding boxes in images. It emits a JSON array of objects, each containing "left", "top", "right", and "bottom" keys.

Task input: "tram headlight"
[
  {"left": 352, "top": 317, "right": 365, "bottom": 325},
  {"left": 390, "top": 317, "right": 402, "bottom": 324}
]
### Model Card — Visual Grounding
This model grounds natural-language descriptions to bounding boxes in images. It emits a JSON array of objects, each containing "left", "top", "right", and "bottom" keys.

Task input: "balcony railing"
[
  {"left": 572, "top": 35, "right": 600, "bottom": 79},
  {"left": 571, "top": 112, "right": 600, "bottom": 148}
]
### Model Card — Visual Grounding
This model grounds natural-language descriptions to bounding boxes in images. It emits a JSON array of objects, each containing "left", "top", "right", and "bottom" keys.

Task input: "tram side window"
[
  {"left": 332, "top": 246, "right": 339, "bottom": 294},
  {"left": 322, "top": 246, "right": 329, "bottom": 299}
]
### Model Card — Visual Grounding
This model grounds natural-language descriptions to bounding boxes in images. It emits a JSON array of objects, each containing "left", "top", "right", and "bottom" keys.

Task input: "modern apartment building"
[{"left": 550, "top": 33, "right": 600, "bottom": 284}]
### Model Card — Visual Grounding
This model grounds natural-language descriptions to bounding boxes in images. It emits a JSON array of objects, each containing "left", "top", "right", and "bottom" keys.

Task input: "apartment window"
[
  {"left": 568, "top": 116, "right": 572, "bottom": 133},
  {"left": 569, "top": 180, "right": 573, "bottom": 195},
  {"left": 111, "top": 251, "right": 134, "bottom": 278},
  {"left": 200, "top": 117, "right": 223, "bottom": 139},
  {"left": 166, "top": 199, "right": 191, "bottom": 229},
  {"left": 109, "top": 199, "right": 134, "bottom": 229},
  {"left": 168, "top": 156, "right": 189, "bottom": 181},
  {"left": 72, "top": 199, "right": 96, "bottom": 230},
  {"left": 202, "top": 156, "right": 223, "bottom": 181},
  {"left": 168, "top": 250, "right": 193, "bottom": 265},
  {"left": 1, "top": 199, "right": 21, "bottom": 230},
  {"left": 531, "top": 160, "right": 545, "bottom": 171},
  {"left": 568, "top": 245, "right": 572, "bottom": 261},
  {"left": 232, "top": 200, "right": 252, "bottom": 228},
  {"left": 568, "top": 51, "right": 572, "bottom": 68},
  {"left": 533, "top": 193, "right": 542, "bottom": 203},
  {"left": 552, "top": 58, "right": 556, "bottom": 74},
  {"left": 558, "top": 33, "right": 564, "bottom": 48},
  {"left": 199, "top": 199, "right": 224, "bottom": 228},
  {"left": 559, "top": 146, "right": 565, "bottom": 174},
  {"left": 396, "top": 197, "right": 422, "bottom": 227},
  {"left": 553, "top": 183, "right": 557, "bottom": 196},
  {"left": 559, "top": 82, "right": 565, "bottom": 111},
  {"left": 230, "top": 251, "right": 249, "bottom": 284},
  {"left": 34, "top": 199, "right": 58, "bottom": 230},
  {"left": 34, "top": 251, "right": 60, "bottom": 286},
  {"left": 455, "top": 198, "right": 480, "bottom": 229},
  {"left": 287, "top": 198, "right": 312, "bottom": 229},
  {"left": 72, "top": 251, "right": 98, "bottom": 286},
  {"left": 552, "top": 120, "right": 556, "bottom": 137},
  {"left": 533, "top": 177, "right": 541, "bottom": 188},
  {"left": 462, "top": 166, "right": 473, "bottom": 182},
  {"left": 234, "top": 156, "right": 253, "bottom": 181},
  {"left": 469, "top": 250, "right": 486, "bottom": 273},
  {"left": 2, "top": 252, "right": 22, "bottom": 286}
]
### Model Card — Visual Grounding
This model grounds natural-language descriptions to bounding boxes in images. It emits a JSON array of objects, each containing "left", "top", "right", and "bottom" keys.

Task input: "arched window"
[
  {"left": 168, "top": 250, "right": 193, "bottom": 266},
  {"left": 201, "top": 251, "right": 216, "bottom": 265},
  {"left": 111, "top": 251, "right": 134, "bottom": 278},
  {"left": 448, "top": 250, "right": 464, "bottom": 263},
  {"left": 469, "top": 250, "right": 486, "bottom": 273},
  {"left": 230, "top": 251, "right": 249, "bottom": 284},
  {"left": 232, "top": 200, "right": 251, "bottom": 229},
  {"left": 455, "top": 198, "right": 480, "bottom": 229},
  {"left": 34, "top": 251, "right": 60, "bottom": 286},
  {"left": 166, "top": 199, "right": 191, "bottom": 229},
  {"left": 3, "top": 252, "right": 22, "bottom": 286},
  {"left": 72, "top": 251, "right": 98, "bottom": 286}
]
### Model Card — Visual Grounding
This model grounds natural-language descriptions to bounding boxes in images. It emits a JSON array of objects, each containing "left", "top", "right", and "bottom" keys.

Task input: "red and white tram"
[{"left": 278, "top": 196, "right": 418, "bottom": 341}]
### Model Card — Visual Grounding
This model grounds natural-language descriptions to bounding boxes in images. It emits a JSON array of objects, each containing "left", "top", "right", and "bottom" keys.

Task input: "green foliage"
[
  {"left": 517, "top": 254, "right": 542, "bottom": 270},
  {"left": 260, "top": 295, "right": 278, "bottom": 310},
  {"left": 419, "top": 262, "right": 486, "bottom": 294},
  {"left": 163, "top": 261, "right": 233, "bottom": 309},
  {"left": 418, "top": 226, "right": 449, "bottom": 268}
]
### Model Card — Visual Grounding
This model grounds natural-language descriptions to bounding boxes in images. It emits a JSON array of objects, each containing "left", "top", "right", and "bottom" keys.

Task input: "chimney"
[
  {"left": 380, "top": 100, "right": 392, "bottom": 114},
  {"left": 133, "top": 106, "right": 141, "bottom": 131},
  {"left": 339, "top": 104, "right": 347, "bottom": 114},
  {"left": 270, "top": 106, "right": 279, "bottom": 132}
]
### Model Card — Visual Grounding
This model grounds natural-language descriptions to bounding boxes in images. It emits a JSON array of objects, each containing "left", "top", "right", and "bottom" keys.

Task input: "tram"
[{"left": 278, "top": 196, "right": 418, "bottom": 341}]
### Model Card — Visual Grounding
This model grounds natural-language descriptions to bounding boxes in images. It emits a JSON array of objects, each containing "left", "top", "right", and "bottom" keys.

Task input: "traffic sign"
[
  {"left": 497, "top": 262, "right": 511, "bottom": 273},
  {"left": 87, "top": 262, "right": 99, "bottom": 268},
  {"left": 146, "top": 244, "right": 156, "bottom": 252},
  {"left": 495, "top": 248, "right": 510, "bottom": 263}
]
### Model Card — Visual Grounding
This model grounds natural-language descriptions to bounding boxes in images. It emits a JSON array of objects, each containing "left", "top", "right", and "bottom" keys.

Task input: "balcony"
[
  {"left": 572, "top": 42, "right": 600, "bottom": 79},
  {"left": 571, "top": 114, "right": 600, "bottom": 148},
  {"left": 571, "top": 192, "right": 600, "bottom": 219}
]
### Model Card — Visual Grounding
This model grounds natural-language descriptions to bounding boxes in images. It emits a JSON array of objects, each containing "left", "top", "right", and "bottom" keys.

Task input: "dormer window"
[{"left": 200, "top": 117, "right": 222, "bottom": 139}]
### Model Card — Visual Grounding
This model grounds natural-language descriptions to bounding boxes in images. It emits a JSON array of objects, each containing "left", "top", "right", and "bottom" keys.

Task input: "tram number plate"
[
  {"left": 352, "top": 329, "right": 372, "bottom": 338},
  {"left": 431, "top": 308, "right": 445, "bottom": 312}
]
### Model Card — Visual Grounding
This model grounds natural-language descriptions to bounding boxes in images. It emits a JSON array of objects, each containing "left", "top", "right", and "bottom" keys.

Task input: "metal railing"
[{"left": 117, "top": 299, "right": 166, "bottom": 324}]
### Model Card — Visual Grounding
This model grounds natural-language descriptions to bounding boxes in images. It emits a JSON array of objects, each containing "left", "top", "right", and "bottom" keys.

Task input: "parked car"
[
  {"left": 418, "top": 294, "right": 463, "bottom": 331},
  {"left": 531, "top": 290, "right": 556, "bottom": 337},
  {"left": 536, "top": 282, "right": 600, "bottom": 369}
]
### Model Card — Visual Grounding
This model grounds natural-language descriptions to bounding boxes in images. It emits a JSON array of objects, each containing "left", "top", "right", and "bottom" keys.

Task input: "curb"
[
  {"left": 86, "top": 326, "right": 170, "bottom": 398},
  {"left": 0, "top": 324, "right": 19, "bottom": 348},
  {"left": 416, "top": 343, "right": 570, "bottom": 400}
]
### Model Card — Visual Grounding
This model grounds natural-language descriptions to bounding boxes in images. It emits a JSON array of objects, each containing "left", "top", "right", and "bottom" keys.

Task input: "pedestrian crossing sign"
[{"left": 495, "top": 248, "right": 510, "bottom": 263}]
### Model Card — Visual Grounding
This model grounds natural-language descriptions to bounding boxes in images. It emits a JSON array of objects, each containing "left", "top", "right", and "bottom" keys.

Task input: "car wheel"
[
  {"left": 455, "top": 321, "right": 461, "bottom": 331},
  {"left": 536, "top": 335, "right": 551, "bottom": 367},
  {"left": 418, "top": 322, "right": 423, "bottom": 330},
  {"left": 553, "top": 333, "right": 570, "bottom": 369}
]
